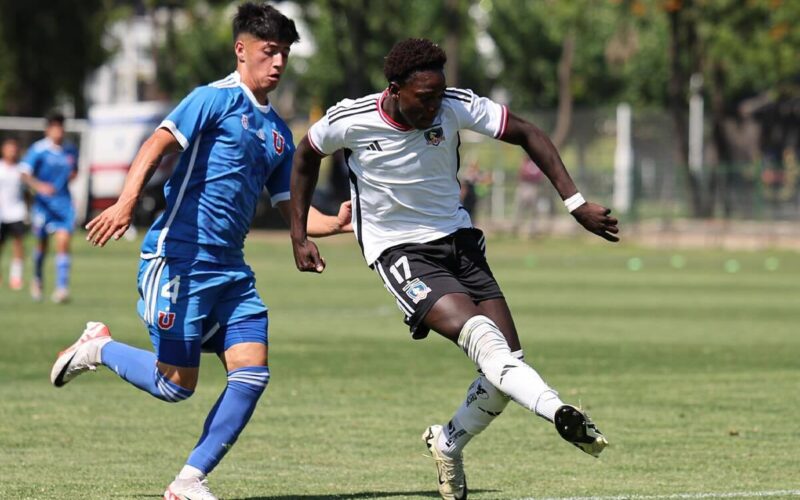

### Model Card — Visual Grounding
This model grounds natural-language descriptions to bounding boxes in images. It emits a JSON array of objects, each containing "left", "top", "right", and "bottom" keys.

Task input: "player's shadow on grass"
[{"left": 233, "top": 489, "right": 497, "bottom": 499}]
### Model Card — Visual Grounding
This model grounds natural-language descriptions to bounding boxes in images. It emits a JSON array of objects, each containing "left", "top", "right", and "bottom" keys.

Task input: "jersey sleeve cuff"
[
  {"left": 307, "top": 134, "right": 325, "bottom": 156},
  {"left": 494, "top": 105, "right": 508, "bottom": 139},
  {"left": 270, "top": 191, "right": 290, "bottom": 207},
  {"left": 18, "top": 162, "right": 32, "bottom": 174},
  {"left": 158, "top": 120, "right": 189, "bottom": 151}
]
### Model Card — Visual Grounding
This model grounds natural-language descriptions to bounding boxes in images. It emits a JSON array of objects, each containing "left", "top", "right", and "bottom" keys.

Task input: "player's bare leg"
[
  {"left": 31, "top": 234, "right": 47, "bottom": 301},
  {"left": 9, "top": 233, "right": 25, "bottom": 290}
]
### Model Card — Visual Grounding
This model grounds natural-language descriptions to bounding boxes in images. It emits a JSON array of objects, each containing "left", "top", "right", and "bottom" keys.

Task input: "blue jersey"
[
  {"left": 141, "top": 72, "right": 294, "bottom": 264},
  {"left": 20, "top": 138, "right": 78, "bottom": 217}
]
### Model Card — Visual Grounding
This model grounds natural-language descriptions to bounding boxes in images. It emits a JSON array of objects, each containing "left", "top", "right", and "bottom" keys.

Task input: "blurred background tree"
[{"left": 0, "top": 0, "right": 115, "bottom": 116}]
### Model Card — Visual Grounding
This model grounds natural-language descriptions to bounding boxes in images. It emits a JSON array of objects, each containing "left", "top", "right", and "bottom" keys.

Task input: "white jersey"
[
  {"left": 0, "top": 160, "right": 27, "bottom": 223},
  {"left": 308, "top": 87, "right": 507, "bottom": 264}
]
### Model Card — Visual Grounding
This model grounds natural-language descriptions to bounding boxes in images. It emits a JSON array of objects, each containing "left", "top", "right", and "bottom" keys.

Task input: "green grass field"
[{"left": 1, "top": 231, "right": 798, "bottom": 500}]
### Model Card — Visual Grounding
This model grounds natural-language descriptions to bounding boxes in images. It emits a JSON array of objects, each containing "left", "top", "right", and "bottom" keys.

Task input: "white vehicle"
[{"left": 85, "top": 101, "right": 174, "bottom": 225}]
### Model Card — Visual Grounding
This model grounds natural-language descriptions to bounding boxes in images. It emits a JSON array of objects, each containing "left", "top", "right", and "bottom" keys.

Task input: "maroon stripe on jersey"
[
  {"left": 378, "top": 90, "right": 412, "bottom": 131},
  {"left": 494, "top": 105, "right": 509, "bottom": 138},
  {"left": 307, "top": 134, "right": 325, "bottom": 156}
]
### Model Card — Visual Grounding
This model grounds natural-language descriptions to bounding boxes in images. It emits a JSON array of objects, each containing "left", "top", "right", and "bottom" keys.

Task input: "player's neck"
[
  {"left": 237, "top": 69, "right": 270, "bottom": 106},
  {"left": 381, "top": 91, "right": 410, "bottom": 128}
]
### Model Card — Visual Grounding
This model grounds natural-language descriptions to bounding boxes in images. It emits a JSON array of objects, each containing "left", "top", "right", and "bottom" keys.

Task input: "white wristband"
[{"left": 564, "top": 192, "right": 586, "bottom": 213}]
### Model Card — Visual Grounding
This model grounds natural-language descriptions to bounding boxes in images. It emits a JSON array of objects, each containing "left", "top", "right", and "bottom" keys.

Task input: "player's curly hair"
[
  {"left": 233, "top": 2, "right": 299, "bottom": 44},
  {"left": 383, "top": 38, "right": 447, "bottom": 84}
]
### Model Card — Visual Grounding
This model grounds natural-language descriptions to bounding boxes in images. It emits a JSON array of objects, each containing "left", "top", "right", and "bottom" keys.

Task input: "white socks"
[
  {"left": 177, "top": 464, "right": 205, "bottom": 480},
  {"left": 437, "top": 350, "right": 522, "bottom": 457},
  {"left": 457, "top": 315, "right": 563, "bottom": 422}
]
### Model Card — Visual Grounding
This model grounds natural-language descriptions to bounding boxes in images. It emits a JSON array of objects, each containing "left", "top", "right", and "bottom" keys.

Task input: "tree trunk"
[
  {"left": 551, "top": 32, "right": 574, "bottom": 150},
  {"left": 667, "top": 7, "right": 705, "bottom": 216},
  {"left": 444, "top": 0, "right": 461, "bottom": 87}
]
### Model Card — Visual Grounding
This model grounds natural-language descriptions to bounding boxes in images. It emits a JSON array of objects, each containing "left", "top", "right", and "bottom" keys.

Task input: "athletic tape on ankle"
[{"left": 564, "top": 192, "right": 586, "bottom": 212}]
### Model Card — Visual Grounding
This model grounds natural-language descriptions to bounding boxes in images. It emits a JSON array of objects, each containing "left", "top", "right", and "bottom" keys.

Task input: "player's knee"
[
  {"left": 154, "top": 369, "right": 195, "bottom": 403},
  {"left": 227, "top": 366, "right": 270, "bottom": 396}
]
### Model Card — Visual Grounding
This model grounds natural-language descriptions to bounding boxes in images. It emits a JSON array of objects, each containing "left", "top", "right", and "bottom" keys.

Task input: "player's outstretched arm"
[
  {"left": 289, "top": 135, "right": 327, "bottom": 272},
  {"left": 85, "top": 128, "right": 180, "bottom": 246},
  {"left": 499, "top": 111, "right": 619, "bottom": 242}
]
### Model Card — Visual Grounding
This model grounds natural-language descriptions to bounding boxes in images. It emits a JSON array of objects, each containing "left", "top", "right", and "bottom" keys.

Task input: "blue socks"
[
  {"left": 55, "top": 253, "right": 70, "bottom": 290},
  {"left": 186, "top": 366, "right": 270, "bottom": 474},
  {"left": 101, "top": 341, "right": 194, "bottom": 402},
  {"left": 101, "top": 342, "right": 269, "bottom": 475}
]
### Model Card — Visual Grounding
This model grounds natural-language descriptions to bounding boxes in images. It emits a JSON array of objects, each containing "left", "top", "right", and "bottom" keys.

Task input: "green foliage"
[
  {"left": 0, "top": 0, "right": 113, "bottom": 116},
  {"left": 155, "top": 3, "right": 237, "bottom": 100},
  {"left": 294, "top": 0, "right": 490, "bottom": 109}
]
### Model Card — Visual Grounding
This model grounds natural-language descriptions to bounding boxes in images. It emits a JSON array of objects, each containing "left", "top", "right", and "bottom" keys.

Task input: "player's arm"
[
  {"left": 19, "top": 152, "right": 56, "bottom": 196},
  {"left": 289, "top": 135, "right": 328, "bottom": 273},
  {"left": 20, "top": 172, "right": 55, "bottom": 196},
  {"left": 499, "top": 111, "right": 619, "bottom": 242},
  {"left": 85, "top": 128, "right": 180, "bottom": 246},
  {"left": 275, "top": 200, "right": 352, "bottom": 238}
]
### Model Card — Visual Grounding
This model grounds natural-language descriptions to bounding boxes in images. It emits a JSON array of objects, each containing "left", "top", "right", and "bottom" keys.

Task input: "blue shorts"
[
  {"left": 137, "top": 257, "right": 269, "bottom": 367},
  {"left": 31, "top": 205, "right": 75, "bottom": 237}
]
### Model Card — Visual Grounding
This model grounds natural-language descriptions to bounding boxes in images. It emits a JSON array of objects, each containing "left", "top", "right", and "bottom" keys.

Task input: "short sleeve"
[
  {"left": 19, "top": 147, "right": 39, "bottom": 175},
  {"left": 265, "top": 130, "right": 295, "bottom": 206},
  {"left": 446, "top": 88, "right": 508, "bottom": 139},
  {"left": 158, "top": 86, "right": 227, "bottom": 151},
  {"left": 306, "top": 100, "right": 355, "bottom": 156}
]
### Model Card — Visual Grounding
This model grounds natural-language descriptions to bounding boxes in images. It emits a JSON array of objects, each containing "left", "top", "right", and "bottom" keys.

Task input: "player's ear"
[
  {"left": 388, "top": 82, "right": 400, "bottom": 97},
  {"left": 234, "top": 39, "right": 246, "bottom": 63}
]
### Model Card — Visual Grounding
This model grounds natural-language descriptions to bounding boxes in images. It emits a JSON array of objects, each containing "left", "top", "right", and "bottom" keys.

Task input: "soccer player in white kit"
[
  {"left": 290, "top": 38, "right": 619, "bottom": 500},
  {"left": 0, "top": 137, "right": 28, "bottom": 291}
]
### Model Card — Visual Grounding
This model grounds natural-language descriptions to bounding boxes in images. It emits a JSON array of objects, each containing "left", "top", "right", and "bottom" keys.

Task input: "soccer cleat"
[
  {"left": 50, "top": 321, "right": 112, "bottom": 387},
  {"left": 51, "top": 288, "right": 70, "bottom": 304},
  {"left": 422, "top": 425, "right": 468, "bottom": 500},
  {"left": 9, "top": 276, "right": 23, "bottom": 291},
  {"left": 30, "top": 279, "right": 43, "bottom": 301},
  {"left": 164, "top": 477, "right": 218, "bottom": 500},
  {"left": 554, "top": 404, "right": 609, "bottom": 457}
]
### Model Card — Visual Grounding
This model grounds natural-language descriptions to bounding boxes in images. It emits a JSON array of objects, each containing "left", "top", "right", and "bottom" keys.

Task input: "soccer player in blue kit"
[
  {"left": 49, "top": 4, "right": 351, "bottom": 499},
  {"left": 20, "top": 112, "right": 79, "bottom": 303}
]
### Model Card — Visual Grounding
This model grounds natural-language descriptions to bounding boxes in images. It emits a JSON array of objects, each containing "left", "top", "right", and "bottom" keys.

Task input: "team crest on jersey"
[
  {"left": 424, "top": 127, "right": 445, "bottom": 146},
  {"left": 273, "top": 130, "right": 285, "bottom": 154},
  {"left": 241, "top": 114, "right": 249, "bottom": 130},
  {"left": 157, "top": 311, "right": 176, "bottom": 330},
  {"left": 403, "top": 278, "right": 432, "bottom": 304}
]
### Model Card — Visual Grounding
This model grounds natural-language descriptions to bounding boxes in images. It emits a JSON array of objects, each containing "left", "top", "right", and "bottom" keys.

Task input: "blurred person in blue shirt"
[{"left": 20, "top": 112, "right": 78, "bottom": 303}]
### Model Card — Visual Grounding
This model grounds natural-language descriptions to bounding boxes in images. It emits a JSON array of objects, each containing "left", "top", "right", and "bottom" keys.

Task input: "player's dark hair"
[
  {"left": 233, "top": 2, "right": 299, "bottom": 44},
  {"left": 45, "top": 111, "right": 65, "bottom": 126},
  {"left": 383, "top": 38, "right": 447, "bottom": 84}
]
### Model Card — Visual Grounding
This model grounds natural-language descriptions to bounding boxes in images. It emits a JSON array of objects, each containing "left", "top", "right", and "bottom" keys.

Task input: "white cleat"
[
  {"left": 422, "top": 425, "right": 467, "bottom": 500},
  {"left": 50, "top": 322, "right": 112, "bottom": 387},
  {"left": 51, "top": 288, "right": 71, "bottom": 304},
  {"left": 164, "top": 477, "right": 219, "bottom": 500},
  {"left": 554, "top": 404, "right": 609, "bottom": 457}
]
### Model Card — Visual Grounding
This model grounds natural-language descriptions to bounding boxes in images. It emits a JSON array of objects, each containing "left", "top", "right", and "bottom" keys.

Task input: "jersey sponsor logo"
[
  {"left": 273, "top": 130, "right": 285, "bottom": 154},
  {"left": 241, "top": 114, "right": 249, "bottom": 130},
  {"left": 424, "top": 126, "right": 445, "bottom": 146},
  {"left": 402, "top": 277, "right": 431, "bottom": 304},
  {"left": 157, "top": 310, "right": 176, "bottom": 330}
]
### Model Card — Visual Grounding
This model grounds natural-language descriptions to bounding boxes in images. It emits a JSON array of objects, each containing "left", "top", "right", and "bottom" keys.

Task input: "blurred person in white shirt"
[{"left": 0, "top": 137, "right": 28, "bottom": 290}]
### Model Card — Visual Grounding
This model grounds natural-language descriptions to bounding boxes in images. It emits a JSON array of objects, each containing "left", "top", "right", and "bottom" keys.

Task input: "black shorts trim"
[
  {"left": 372, "top": 228, "right": 503, "bottom": 339},
  {"left": 0, "top": 221, "right": 27, "bottom": 243}
]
